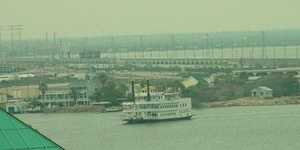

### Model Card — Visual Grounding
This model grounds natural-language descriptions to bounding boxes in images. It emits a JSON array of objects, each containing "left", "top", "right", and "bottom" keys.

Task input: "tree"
[
  {"left": 28, "top": 97, "right": 43, "bottom": 108},
  {"left": 91, "top": 73, "right": 127, "bottom": 105},
  {"left": 96, "top": 73, "right": 109, "bottom": 85},
  {"left": 257, "top": 74, "right": 300, "bottom": 97}
]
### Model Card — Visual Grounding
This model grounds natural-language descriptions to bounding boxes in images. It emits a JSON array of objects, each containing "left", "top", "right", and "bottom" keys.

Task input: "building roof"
[
  {"left": 0, "top": 92, "right": 7, "bottom": 96},
  {"left": 294, "top": 74, "right": 300, "bottom": 78},
  {"left": 0, "top": 85, "right": 40, "bottom": 99},
  {"left": 69, "top": 81, "right": 88, "bottom": 88},
  {"left": 91, "top": 101, "right": 112, "bottom": 105},
  {"left": 248, "top": 76, "right": 261, "bottom": 81},
  {"left": 181, "top": 76, "right": 199, "bottom": 88},
  {"left": 47, "top": 83, "right": 70, "bottom": 92},
  {"left": 0, "top": 109, "right": 64, "bottom": 150},
  {"left": 253, "top": 86, "right": 273, "bottom": 91}
]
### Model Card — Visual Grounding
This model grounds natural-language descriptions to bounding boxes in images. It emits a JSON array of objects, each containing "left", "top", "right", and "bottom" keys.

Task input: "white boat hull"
[{"left": 123, "top": 114, "right": 193, "bottom": 124}]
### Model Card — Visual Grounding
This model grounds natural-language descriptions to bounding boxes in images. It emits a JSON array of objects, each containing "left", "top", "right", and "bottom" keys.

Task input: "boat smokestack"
[
  {"left": 147, "top": 80, "right": 151, "bottom": 101},
  {"left": 131, "top": 81, "right": 135, "bottom": 102}
]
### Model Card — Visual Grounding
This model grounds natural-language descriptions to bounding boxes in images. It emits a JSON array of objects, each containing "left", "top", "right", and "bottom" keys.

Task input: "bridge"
[
  {"left": 233, "top": 67, "right": 300, "bottom": 76},
  {"left": 121, "top": 58, "right": 240, "bottom": 69}
]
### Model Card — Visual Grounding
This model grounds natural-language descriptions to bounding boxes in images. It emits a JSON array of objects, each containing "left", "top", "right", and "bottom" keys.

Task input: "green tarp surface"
[{"left": 0, "top": 109, "right": 64, "bottom": 150}]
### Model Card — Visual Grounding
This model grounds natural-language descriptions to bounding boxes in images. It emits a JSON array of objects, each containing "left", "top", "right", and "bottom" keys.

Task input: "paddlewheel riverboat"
[{"left": 122, "top": 80, "right": 192, "bottom": 123}]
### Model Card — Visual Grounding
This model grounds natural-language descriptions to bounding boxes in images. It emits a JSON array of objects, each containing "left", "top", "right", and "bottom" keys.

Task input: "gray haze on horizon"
[{"left": 1, "top": 0, "right": 300, "bottom": 38}]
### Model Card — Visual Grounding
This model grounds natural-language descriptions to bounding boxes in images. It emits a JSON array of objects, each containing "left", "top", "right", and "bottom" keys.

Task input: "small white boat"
[{"left": 105, "top": 106, "right": 122, "bottom": 112}]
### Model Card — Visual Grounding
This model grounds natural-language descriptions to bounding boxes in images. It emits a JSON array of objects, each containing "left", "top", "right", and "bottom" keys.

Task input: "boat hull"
[{"left": 123, "top": 115, "right": 192, "bottom": 124}]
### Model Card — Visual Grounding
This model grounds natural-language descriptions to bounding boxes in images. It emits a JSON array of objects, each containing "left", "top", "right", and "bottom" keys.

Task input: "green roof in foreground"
[{"left": 0, "top": 109, "right": 64, "bottom": 150}]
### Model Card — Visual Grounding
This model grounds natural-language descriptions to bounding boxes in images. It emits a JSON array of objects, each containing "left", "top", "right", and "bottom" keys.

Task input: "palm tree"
[
  {"left": 38, "top": 82, "right": 48, "bottom": 101},
  {"left": 70, "top": 87, "right": 79, "bottom": 105}
]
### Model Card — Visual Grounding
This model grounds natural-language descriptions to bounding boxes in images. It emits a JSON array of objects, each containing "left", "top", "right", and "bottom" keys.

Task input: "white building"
[
  {"left": 0, "top": 93, "right": 7, "bottom": 104},
  {"left": 40, "top": 82, "right": 90, "bottom": 107},
  {"left": 5, "top": 99, "right": 28, "bottom": 114},
  {"left": 251, "top": 86, "right": 273, "bottom": 98}
]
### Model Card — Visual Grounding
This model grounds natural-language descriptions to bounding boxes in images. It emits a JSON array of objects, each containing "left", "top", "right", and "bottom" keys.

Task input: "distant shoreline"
[
  {"left": 41, "top": 105, "right": 106, "bottom": 113},
  {"left": 207, "top": 96, "right": 300, "bottom": 108},
  {"left": 10, "top": 97, "right": 300, "bottom": 114}
]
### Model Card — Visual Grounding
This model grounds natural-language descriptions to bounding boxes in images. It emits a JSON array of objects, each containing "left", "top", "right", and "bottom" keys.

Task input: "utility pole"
[
  {"left": 9, "top": 25, "right": 14, "bottom": 50},
  {"left": 53, "top": 32, "right": 56, "bottom": 44},
  {"left": 231, "top": 42, "right": 234, "bottom": 60},
  {"left": 261, "top": 31, "right": 266, "bottom": 59},
  {"left": 45, "top": 32, "right": 49, "bottom": 41},
  {"left": 205, "top": 33, "right": 209, "bottom": 58},
  {"left": 211, "top": 40, "right": 214, "bottom": 59},
  {"left": 0, "top": 25, "right": 23, "bottom": 61},
  {"left": 110, "top": 36, "right": 115, "bottom": 61},
  {"left": 45, "top": 32, "right": 49, "bottom": 55},
  {"left": 17, "top": 26, "right": 22, "bottom": 41},
  {"left": 171, "top": 34, "right": 175, "bottom": 49},
  {"left": 200, "top": 34, "right": 204, "bottom": 58},
  {"left": 0, "top": 25, "right": 4, "bottom": 63},
  {"left": 169, "top": 34, "right": 175, "bottom": 58},
  {"left": 0, "top": 25, "right": 2, "bottom": 51},
  {"left": 273, "top": 47, "right": 276, "bottom": 67},
  {"left": 53, "top": 32, "right": 57, "bottom": 56},
  {"left": 139, "top": 35, "right": 144, "bottom": 58},
  {"left": 297, "top": 46, "right": 299, "bottom": 59},
  {"left": 283, "top": 42, "right": 287, "bottom": 59},
  {"left": 221, "top": 39, "right": 224, "bottom": 59},
  {"left": 251, "top": 43, "right": 255, "bottom": 59},
  {"left": 241, "top": 36, "right": 248, "bottom": 59},
  {"left": 8, "top": 25, "right": 24, "bottom": 50},
  {"left": 134, "top": 37, "right": 138, "bottom": 60},
  {"left": 52, "top": 32, "right": 57, "bottom": 59}
]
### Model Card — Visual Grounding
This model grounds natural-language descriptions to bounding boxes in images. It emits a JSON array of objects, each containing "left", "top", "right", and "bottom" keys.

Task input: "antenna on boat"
[
  {"left": 147, "top": 80, "right": 151, "bottom": 101},
  {"left": 131, "top": 80, "right": 135, "bottom": 102}
]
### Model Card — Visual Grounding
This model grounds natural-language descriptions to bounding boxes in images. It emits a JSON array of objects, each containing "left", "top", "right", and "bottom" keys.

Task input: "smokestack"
[
  {"left": 131, "top": 81, "right": 135, "bottom": 102},
  {"left": 147, "top": 80, "right": 151, "bottom": 101}
]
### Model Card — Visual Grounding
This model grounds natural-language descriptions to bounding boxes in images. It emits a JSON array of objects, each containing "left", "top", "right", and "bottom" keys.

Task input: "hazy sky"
[{"left": 0, "top": 0, "right": 299, "bottom": 37}]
